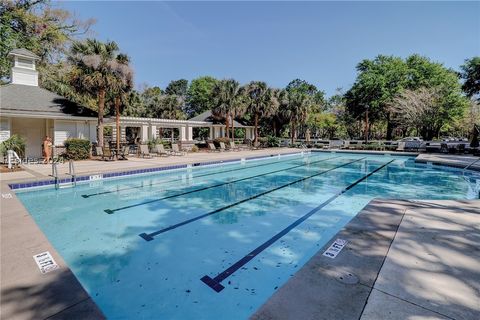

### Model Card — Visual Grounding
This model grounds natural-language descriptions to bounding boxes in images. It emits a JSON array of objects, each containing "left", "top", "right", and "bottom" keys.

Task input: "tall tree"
[
  {"left": 68, "top": 39, "right": 124, "bottom": 147},
  {"left": 460, "top": 57, "right": 480, "bottom": 101},
  {"left": 0, "top": 0, "right": 94, "bottom": 84},
  {"left": 211, "top": 79, "right": 241, "bottom": 139},
  {"left": 244, "top": 81, "right": 278, "bottom": 144},
  {"left": 165, "top": 79, "right": 188, "bottom": 97},
  {"left": 185, "top": 76, "right": 218, "bottom": 117},
  {"left": 283, "top": 90, "right": 312, "bottom": 144},
  {"left": 345, "top": 54, "right": 467, "bottom": 140},
  {"left": 344, "top": 55, "right": 408, "bottom": 140},
  {"left": 282, "top": 79, "right": 322, "bottom": 143},
  {"left": 110, "top": 53, "right": 134, "bottom": 154}
]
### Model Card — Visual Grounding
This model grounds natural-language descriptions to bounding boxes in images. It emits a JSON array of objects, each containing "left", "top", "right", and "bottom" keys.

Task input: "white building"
[
  {"left": 0, "top": 48, "right": 256, "bottom": 158},
  {"left": 0, "top": 49, "right": 98, "bottom": 158}
]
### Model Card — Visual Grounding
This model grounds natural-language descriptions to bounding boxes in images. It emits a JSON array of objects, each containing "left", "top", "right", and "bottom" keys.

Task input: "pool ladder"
[
  {"left": 50, "top": 160, "right": 77, "bottom": 189},
  {"left": 462, "top": 157, "right": 480, "bottom": 199}
]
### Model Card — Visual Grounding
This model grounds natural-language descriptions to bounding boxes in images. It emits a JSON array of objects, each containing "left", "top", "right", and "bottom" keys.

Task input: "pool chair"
[
  {"left": 95, "top": 146, "right": 103, "bottom": 158},
  {"left": 152, "top": 144, "right": 170, "bottom": 157},
  {"left": 396, "top": 141, "right": 406, "bottom": 152},
  {"left": 101, "top": 147, "right": 114, "bottom": 161},
  {"left": 208, "top": 143, "right": 220, "bottom": 152},
  {"left": 229, "top": 141, "right": 241, "bottom": 151},
  {"left": 171, "top": 144, "right": 186, "bottom": 156},
  {"left": 219, "top": 142, "right": 230, "bottom": 152},
  {"left": 118, "top": 145, "right": 129, "bottom": 160},
  {"left": 138, "top": 144, "right": 153, "bottom": 158}
]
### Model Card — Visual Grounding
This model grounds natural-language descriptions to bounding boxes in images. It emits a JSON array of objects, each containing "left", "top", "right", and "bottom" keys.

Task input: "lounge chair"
[
  {"left": 342, "top": 141, "right": 350, "bottom": 149},
  {"left": 138, "top": 144, "right": 153, "bottom": 158},
  {"left": 95, "top": 147, "right": 103, "bottom": 158},
  {"left": 229, "top": 141, "right": 241, "bottom": 151},
  {"left": 171, "top": 144, "right": 186, "bottom": 156},
  {"left": 219, "top": 142, "right": 230, "bottom": 152},
  {"left": 208, "top": 143, "right": 220, "bottom": 152},
  {"left": 118, "top": 145, "right": 129, "bottom": 160},
  {"left": 102, "top": 147, "right": 114, "bottom": 161},
  {"left": 396, "top": 141, "right": 406, "bottom": 152},
  {"left": 328, "top": 140, "right": 343, "bottom": 149},
  {"left": 152, "top": 144, "right": 170, "bottom": 157}
]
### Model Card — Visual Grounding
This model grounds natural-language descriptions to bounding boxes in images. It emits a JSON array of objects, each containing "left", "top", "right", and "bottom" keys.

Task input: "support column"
[
  {"left": 179, "top": 126, "right": 186, "bottom": 141},
  {"left": 140, "top": 125, "right": 149, "bottom": 142},
  {"left": 150, "top": 125, "right": 157, "bottom": 140},
  {"left": 186, "top": 126, "right": 193, "bottom": 141},
  {"left": 209, "top": 127, "right": 214, "bottom": 140}
]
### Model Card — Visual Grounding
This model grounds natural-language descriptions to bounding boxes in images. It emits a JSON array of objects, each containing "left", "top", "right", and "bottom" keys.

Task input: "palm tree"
[
  {"left": 283, "top": 91, "right": 312, "bottom": 144},
  {"left": 110, "top": 53, "right": 134, "bottom": 156},
  {"left": 212, "top": 79, "right": 241, "bottom": 139},
  {"left": 244, "top": 81, "right": 278, "bottom": 145},
  {"left": 69, "top": 39, "right": 124, "bottom": 147}
]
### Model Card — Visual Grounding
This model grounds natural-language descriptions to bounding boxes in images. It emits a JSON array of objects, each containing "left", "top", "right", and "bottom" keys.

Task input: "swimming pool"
[{"left": 15, "top": 152, "right": 480, "bottom": 319}]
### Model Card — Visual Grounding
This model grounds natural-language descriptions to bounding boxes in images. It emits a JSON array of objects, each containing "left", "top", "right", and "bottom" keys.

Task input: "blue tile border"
[{"left": 8, "top": 151, "right": 309, "bottom": 190}]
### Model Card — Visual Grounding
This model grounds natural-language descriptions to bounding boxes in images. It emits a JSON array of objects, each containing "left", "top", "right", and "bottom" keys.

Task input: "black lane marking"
[
  {"left": 200, "top": 159, "right": 395, "bottom": 292},
  {"left": 104, "top": 156, "right": 342, "bottom": 214},
  {"left": 82, "top": 154, "right": 324, "bottom": 198},
  {"left": 138, "top": 158, "right": 365, "bottom": 241}
]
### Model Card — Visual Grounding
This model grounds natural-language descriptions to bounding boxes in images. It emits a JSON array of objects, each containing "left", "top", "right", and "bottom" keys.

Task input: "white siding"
[
  {"left": 54, "top": 120, "right": 96, "bottom": 145},
  {"left": 0, "top": 118, "right": 11, "bottom": 142},
  {"left": 54, "top": 120, "right": 76, "bottom": 146}
]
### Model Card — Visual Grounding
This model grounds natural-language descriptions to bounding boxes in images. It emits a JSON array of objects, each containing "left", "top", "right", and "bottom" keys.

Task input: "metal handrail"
[
  {"left": 67, "top": 160, "right": 76, "bottom": 187},
  {"left": 50, "top": 162, "right": 59, "bottom": 189},
  {"left": 464, "top": 157, "right": 480, "bottom": 172}
]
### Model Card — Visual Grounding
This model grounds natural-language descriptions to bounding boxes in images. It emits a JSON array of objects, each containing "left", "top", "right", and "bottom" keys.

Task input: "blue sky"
[{"left": 59, "top": 1, "right": 479, "bottom": 96}]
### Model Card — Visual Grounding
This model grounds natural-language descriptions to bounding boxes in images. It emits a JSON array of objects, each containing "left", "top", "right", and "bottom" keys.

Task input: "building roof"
[
  {"left": 8, "top": 48, "right": 40, "bottom": 60},
  {"left": 0, "top": 84, "right": 97, "bottom": 119},
  {"left": 189, "top": 110, "right": 252, "bottom": 128}
]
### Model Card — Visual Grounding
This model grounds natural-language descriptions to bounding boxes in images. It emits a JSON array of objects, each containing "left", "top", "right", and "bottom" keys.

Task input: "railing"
[
  {"left": 67, "top": 160, "right": 76, "bottom": 187},
  {"left": 50, "top": 162, "right": 59, "bottom": 190}
]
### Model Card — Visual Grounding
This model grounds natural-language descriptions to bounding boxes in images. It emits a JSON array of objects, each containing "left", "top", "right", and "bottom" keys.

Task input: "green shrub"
[
  {"left": 147, "top": 138, "right": 170, "bottom": 150},
  {"left": 266, "top": 136, "right": 280, "bottom": 147},
  {"left": 191, "top": 145, "right": 199, "bottom": 152},
  {"left": 64, "top": 138, "right": 91, "bottom": 160},
  {"left": 0, "top": 134, "right": 26, "bottom": 157}
]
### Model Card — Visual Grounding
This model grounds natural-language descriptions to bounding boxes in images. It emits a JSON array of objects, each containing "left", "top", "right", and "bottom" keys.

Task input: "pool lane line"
[
  {"left": 200, "top": 159, "right": 395, "bottom": 293},
  {"left": 82, "top": 153, "right": 325, "bottom": 198},
  {"left": 104, "top": 156, "right": 343, "bottom": 214},
  {"left": 138, "top": 157, "right": 365, "bottom": 241}
]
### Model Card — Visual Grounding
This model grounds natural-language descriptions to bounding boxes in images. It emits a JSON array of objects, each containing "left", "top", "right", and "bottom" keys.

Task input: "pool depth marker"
[
  {"left": 138, "top": 157, "right": 365, "bottom": 241},
  {"left": 200, "top": 159, "right": 395, "bottom": 293},
  {"left": 104, "top": 156, "right": 341, "bottom": 214},
  {"left": 82, "top": 153, "right": 323, "bottom": 198}
]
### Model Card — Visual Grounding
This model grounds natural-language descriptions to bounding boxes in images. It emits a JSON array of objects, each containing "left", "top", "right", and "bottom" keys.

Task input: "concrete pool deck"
[
  {"left": 251, "top": 199, "right": 480, "bottom": 320},
  {"left": 1, "top": 149, "right": 479, "bottom": 319}
]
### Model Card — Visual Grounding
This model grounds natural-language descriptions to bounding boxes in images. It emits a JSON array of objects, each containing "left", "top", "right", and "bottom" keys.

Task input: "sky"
[{"left": 58, "top": 1, "right": 480, "bottom": 96}]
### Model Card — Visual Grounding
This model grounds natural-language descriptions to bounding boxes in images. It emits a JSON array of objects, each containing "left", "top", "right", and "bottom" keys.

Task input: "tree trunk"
[
  {"left": 231, "top": 114, "right": 235, "bottom": 142},
  {"left": 364, "top": 108, "right": 369, "bottom": 143},
  {"left": 254, "top": 113, "right": 259, "bottom": 145},
  {"left": 272, "top": 121, "right": 277, "bottom": 137},
  {"left": 115, "top": 97, "right": 121, "bottom": 160},
  {"left": 225, "top": 113, "right": 230, "bottom": 138},
  {"left": 97, "top": 88, "right": 106, "bottom": 147},
  {"left": 291, "top": 121, "right": 295, "bottom": 144},
  {"left": 386, "top": 112, "right": 394, "bottom": 140}
]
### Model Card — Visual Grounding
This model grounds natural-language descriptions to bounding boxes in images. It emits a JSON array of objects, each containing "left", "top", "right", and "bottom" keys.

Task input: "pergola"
[{"left": 104, "top": 112, "right": 255, "bottom": 143}]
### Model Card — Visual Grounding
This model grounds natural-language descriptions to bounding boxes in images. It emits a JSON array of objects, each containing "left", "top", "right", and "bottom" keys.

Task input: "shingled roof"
[
  {"left": 0, "top": 84, "right": 97, "bottom": 119},
  {"left": 189, "top": 110, "right": 251, "bottom": 127}
]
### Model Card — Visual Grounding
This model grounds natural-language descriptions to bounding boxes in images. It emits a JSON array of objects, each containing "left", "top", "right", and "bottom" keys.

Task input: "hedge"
[{"left": 64, "top": 138, "right": 91, "bottom": 160}]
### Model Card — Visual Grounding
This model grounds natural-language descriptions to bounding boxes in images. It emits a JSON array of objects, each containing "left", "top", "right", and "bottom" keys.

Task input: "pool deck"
[
  {"left": 415, "top": 153, "right": 480, "bottom": 171},
  {"left": 1, "top": 149, "right": 479, "bottom": 319},
  {"left": 251, "top": 199, "right": 480, "bottom": 320},
  {"left": 1, "top": 148, "right": 300, "bottom": 184}
]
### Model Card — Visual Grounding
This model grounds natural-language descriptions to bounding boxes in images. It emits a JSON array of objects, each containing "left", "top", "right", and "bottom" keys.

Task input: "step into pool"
[{"left": 15, "top": 152, "right": 480, "bottom": 319}]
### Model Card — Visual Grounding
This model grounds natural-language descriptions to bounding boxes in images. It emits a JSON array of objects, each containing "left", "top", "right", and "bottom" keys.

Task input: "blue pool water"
[{"left": 15, "top": 152, "right": 480, "bottom": 319}]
